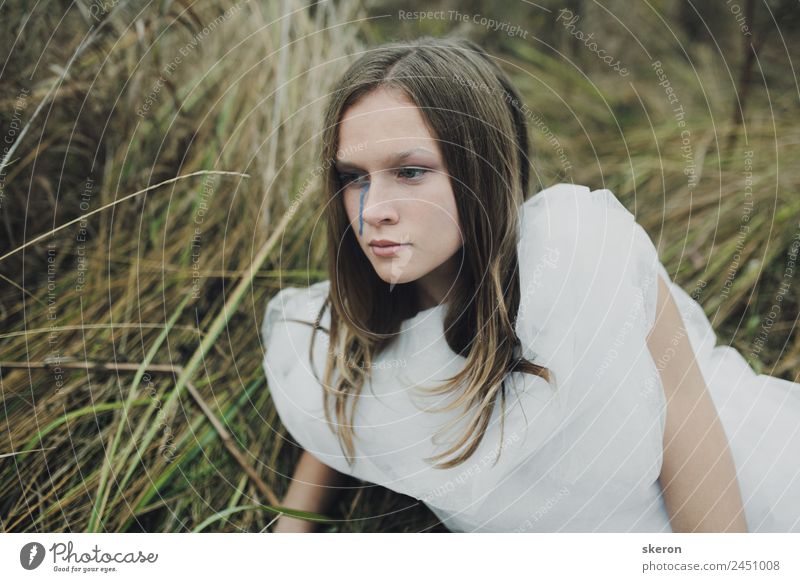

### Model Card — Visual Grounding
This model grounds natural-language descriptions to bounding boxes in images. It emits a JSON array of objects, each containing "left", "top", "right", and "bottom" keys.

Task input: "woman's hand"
[
  {"left": 272, "top": 514, "right": 323, "bottom": 533},
  {"left": 270, "top": 449, "right": 350, "bottom": 533}
]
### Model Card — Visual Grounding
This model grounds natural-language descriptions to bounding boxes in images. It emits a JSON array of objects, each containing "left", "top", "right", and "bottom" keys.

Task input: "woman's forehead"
[{"left": 339, "top": 88, "right": 433, "bottom": 139}]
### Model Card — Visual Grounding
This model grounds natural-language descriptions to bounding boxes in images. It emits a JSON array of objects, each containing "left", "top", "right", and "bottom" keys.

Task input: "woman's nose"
[{"left": 359, "top": 173, "right": 399, "bottom": 226}]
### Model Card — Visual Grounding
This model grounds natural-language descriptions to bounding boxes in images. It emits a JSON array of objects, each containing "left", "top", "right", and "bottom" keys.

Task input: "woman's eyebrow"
[{"left": 334, "top": 147, "right": 436, "bottom": 171}]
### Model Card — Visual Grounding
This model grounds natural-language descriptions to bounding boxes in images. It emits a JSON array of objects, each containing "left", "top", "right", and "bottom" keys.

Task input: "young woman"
[{"left": 261, "top": 36, "right": 800, "bottom": 533}]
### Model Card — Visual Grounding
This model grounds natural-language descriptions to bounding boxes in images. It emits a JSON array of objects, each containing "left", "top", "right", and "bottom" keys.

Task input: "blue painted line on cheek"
[{"left": 358, "top": 182, "right": 369, "bottom": 236}]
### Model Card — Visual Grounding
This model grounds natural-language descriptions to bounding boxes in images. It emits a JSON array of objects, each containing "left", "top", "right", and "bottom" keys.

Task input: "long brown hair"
[{"left": 306, "top": 36, "right": 552, "bottom": 470}]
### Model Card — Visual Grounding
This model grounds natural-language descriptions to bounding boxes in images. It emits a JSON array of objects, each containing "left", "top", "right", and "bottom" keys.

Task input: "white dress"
[{"left": 260, "top": 182, "right": 800, "bottom": 532}]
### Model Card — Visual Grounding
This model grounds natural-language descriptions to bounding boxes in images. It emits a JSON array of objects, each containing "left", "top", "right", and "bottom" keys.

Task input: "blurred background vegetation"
[{"left": 0, "top": 0, "right": 798, "bottom": 532}]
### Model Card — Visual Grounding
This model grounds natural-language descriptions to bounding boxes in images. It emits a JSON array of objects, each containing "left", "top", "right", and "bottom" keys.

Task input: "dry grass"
[{"left": 0, "top": 0, "right": 797, "bottom": 532}]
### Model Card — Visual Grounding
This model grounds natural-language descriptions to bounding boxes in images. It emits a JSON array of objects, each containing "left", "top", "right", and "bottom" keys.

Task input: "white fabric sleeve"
[
  {"left": 259, "top": 281, "right": 361, "bottom": 477},
  {"left": 516, "top": 182, "right": 662, "bottom": 353},
  {"left": 260, "top": 285, "right": 319, "bottom": 451},
  {"left": 514, "top": 182, "right": 665, "bottom": 423}
]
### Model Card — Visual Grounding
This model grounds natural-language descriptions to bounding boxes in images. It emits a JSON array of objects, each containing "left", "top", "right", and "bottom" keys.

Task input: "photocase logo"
[{"left": 20, "top": 542, "right": 46, "bottom": 570}]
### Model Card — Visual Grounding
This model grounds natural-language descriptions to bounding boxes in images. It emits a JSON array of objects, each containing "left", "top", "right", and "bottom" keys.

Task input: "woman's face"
[{"left": 336, "top": 87, "right": 463, "bottom": 305}]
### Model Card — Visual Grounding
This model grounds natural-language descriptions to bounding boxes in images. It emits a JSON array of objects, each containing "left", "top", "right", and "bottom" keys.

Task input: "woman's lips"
[{"left": 370, "top": 243, "right": 409, "bottom": 257}]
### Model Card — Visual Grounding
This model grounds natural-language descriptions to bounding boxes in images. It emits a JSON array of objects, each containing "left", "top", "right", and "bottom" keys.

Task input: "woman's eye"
[
  {"left": 396, "top": 167, "right": 428, "bottom": 181},
  {"left": 337, "top": 167, "right": 428, "bottom": 188},
  {"left": 337, "top": 172, "right": 367, "bottom": 187}
]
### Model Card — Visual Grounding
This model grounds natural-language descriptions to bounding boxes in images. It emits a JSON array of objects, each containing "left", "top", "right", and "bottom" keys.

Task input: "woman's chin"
[{"left": 373, "top": 266, "right": 419, "bottom": 286}]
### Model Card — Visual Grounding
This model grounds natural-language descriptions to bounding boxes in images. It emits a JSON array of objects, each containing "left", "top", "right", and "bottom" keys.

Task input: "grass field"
[{"left": 0, "top": 0, "right": 798, "bottom": 532}]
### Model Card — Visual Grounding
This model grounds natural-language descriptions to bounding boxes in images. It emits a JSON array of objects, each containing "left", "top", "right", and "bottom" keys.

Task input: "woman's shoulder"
[
  {"left": 518, "top": 182, "right": 659, "bottom": 280},
  {"left": 263, "top": 280, "right": 330, "bottom": 326},
  {"left": 515, "top": 182, "right": 663, "bottom": 362},
  {"left": 261, "top": 280, "right": 331, "bottom": 375},
  {"left": 517, "top": 182, "right": 646, "bottom": 291},
  {"left": 519, "top": 182, "right": 635, "bottom": 239}
]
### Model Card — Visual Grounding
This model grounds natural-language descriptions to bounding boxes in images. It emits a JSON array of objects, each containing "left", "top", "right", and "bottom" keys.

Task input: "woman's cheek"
[
  {"left": 429, "top": 199, "right": 459, "bottom": 233},
  {"left": 342, "top": 196, "right": 358, "bottom": 231}
]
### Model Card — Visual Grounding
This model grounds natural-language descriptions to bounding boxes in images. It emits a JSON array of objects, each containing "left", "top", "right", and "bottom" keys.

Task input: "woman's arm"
[
  {"left": 273, "top": 449, "right": 350, "bottom": 533},
  {"left": 646, "top": 274, "right": 748, "bottom": 532}
]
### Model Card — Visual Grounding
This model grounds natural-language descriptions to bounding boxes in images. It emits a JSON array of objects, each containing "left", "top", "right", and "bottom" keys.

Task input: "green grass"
[{"left": 0, "top": 0, "right": 797, "bottom": 532}]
